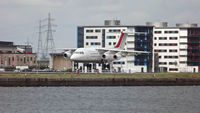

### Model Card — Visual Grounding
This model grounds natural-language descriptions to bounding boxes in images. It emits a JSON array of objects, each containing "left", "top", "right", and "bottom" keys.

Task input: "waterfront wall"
[{"left": 0, "top": 77, "right": 200, "bottom": 86}]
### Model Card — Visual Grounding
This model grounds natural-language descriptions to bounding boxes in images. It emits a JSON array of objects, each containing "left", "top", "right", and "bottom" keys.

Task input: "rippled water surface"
[{"left": 0, "top": 86, "right": 200, "bottom": 113}]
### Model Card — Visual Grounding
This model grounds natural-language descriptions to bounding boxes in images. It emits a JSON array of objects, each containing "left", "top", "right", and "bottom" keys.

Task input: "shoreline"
[{"left": 0, "top": 77, "right": 200, "bottom": 86}]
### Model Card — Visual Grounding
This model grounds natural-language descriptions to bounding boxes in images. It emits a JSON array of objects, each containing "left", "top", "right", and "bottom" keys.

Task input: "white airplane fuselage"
[
  {"left": 70, "top": 48, "right": 102, "bottom": 62},
  {"left": 63, "top": 32, "right": 147, "bottom": 63}
]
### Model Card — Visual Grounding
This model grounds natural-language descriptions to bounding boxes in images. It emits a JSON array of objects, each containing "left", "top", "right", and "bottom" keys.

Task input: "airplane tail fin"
[{"left": 114, "top": 32, "right": 128, "bottom": 49}]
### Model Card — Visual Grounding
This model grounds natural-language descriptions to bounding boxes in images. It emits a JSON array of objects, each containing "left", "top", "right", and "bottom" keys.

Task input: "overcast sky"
[{"left": 0, "top": 0, "right": 200, "bottom": 52}]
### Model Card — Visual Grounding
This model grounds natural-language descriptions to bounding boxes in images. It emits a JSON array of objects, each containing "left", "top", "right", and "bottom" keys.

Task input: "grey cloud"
[{"left": 0, "top": 0, "right": 200, "bottom": 50}]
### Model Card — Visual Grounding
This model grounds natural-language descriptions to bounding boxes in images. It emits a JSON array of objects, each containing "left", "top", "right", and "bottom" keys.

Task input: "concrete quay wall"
[{"left": 0, "top": 77, "right": 200, "bottom": 86}]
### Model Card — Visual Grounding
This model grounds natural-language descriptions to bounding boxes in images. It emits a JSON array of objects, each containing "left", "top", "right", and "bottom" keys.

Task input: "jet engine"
[
  {"left": 102, "top": 53, "right": 115, "bottom": 61},
  {"left": 113, "top": 53, "right": 122, "bottom": 60},
  {"left": 63, "top": 51, "right": 72, "bottom": 58}
]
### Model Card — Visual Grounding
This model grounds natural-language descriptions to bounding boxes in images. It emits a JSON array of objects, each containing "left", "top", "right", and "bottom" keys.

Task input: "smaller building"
[
  {"left": 0, "top": 41, "right": 37, "bottom": 71},
  {"left": 49, "top": 53, "right": 73, "bottom": 71},
  {"left": 0, "top": 53, "right": 37, "bottom": 68}
]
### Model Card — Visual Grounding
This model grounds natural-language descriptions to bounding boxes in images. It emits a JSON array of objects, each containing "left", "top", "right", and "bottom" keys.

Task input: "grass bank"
[{"left": 0, "top": 72, "right": 200, "bottom": 78}]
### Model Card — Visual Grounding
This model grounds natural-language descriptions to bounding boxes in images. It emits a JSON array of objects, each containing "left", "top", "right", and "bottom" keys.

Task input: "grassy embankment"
[{"left": 0, "top": 72, "right": 200, "bottom": 78}]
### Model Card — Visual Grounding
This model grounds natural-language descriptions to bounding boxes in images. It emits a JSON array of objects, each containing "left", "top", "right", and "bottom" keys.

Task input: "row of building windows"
[
  {"left": 159, "top": 62, "right": 177, "bottom": 65},
  {"left": 109, "top": 29, "right": 125, "bottom": 33},
  {"left": 108, "top": 42, "right": 116, "bottom": 45},
  {"left": 82, "top": 29, "right": 125, "bottom": 33},
  {"left": 158, "top": 43, "right": 178, "bottom": 46},
  {"left": 86, "top": 36, "right": 98, "bottom": 39},
  {"left": 86, "top": 29, "right": 101, "bottom": 33},
  {"left": 154, "top": 37, "right": 178, "bottom": 40},
  {"left": 113, "top": 61, "right": 125, "bottom": 64},
  {"left": 169, "top": 68, "right": 178, "bottom": 71},
  {"left": 154, "top": 43, "right": 178, "bottom": 46},
  {"left": 164, "top": 56, "right": 178, "bottom": 59},
  {"left": 86, "top": 42, "right": 101, "bottom": 45},
  {"left": 154, "top": 49, "right": 177, "bottom": 52},
  {"left": 4, "top": 56, "right": 36, "bottom": 62},
  {"left": 107, "top": 36, "right": 116, "bottom": 39},
  {"left": 154, "top": 30, "right": 179, "bottom": 34},
  {"left": 1, "top": 56, "right": 36, "bottom": 65}
]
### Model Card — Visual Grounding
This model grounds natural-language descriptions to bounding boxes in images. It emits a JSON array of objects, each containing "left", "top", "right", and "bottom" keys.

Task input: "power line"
[
  {"left": 43, "top": 13, "right": 56, "bottom": 58},
  {"left": 37, "top": 13, "right": 56, "bottom": 61}
]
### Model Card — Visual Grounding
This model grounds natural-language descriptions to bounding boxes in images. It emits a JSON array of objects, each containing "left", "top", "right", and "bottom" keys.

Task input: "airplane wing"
[{"left": 96, "top": 48, "right": 150, "bottom": 56}]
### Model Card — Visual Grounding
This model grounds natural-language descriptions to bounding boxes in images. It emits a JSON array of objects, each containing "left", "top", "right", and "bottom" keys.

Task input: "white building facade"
[
  {"left": 77, "top": 20, "right": 153, "bottom": 73},
  {"left": 152, "top": 22, "right": 199, "bottom": 72},
  {"left": 77, "top": 21, "right": 200, "bottom": 73}
]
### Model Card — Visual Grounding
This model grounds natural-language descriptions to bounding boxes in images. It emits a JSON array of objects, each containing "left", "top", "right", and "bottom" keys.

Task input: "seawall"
[{"left": 0, "top": 77, "right": 200, "bottom": 86}]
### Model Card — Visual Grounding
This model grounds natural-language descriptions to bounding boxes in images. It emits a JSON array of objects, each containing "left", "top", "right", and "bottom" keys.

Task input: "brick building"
[{"left": 0, "top": 41, "right": 37, "bottom": 71}]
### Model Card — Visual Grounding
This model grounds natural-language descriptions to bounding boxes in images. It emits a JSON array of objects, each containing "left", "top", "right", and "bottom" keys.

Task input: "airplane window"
[{"left": 74, "top": 51, "right": 84, "bottom": 54}]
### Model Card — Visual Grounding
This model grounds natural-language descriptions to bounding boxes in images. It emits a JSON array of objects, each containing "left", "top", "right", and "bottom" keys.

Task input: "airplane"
[{"left": 62, "top": 32, "right": 149, "bottom": 63}]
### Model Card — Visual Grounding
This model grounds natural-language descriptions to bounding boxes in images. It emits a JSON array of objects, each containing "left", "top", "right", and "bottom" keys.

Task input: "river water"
[{"left": 0, "top": 86, "right": 200, "bottom": 113}]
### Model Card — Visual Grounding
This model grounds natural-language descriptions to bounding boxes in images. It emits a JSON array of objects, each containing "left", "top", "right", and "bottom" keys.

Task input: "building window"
[
  {"left": 180, "top": 61, "right": 186, "bottom": 64},
  {"left": 159, "top": 56, "right": 162, "bottom": 58},
  {"left": 107, "top": 36, "right": 116, "bottom": 39},
  {"left": 113, "top": 42, "right": 116, "bottom": 45},
  {"left": 109, "top": 29, "right": 121, "bottom": 32},
  {"left": 169, "top": 62, "right": 177, "bottom": 65},
  {"left": 154, "top": 49, "right": 167, "bottom": 52},
  {"left": 86, "top": 36, "right": 97, "bottom": 39},
  {"left": 169, "top": 68, "right": 178, "bottom": 71},
  {"left": 27, "top": 57, "right": 29, "bottom": 62},
  {"left": 30, "top": 57, "right": 32, "bottom": 61},
  {"left": 180, "top": 42, "right": 187, "bottom": 45},
  {"left": 169, "top": 37, "right": 178, "bottom": 40},
  {"left": 113, "top": 61, "right": 125, "bottom": 64},
  {"left": 154, "top": 31, "right": 162, "bottom": 34},
  {"left": 180, "top": 36, "right": 187, "bottom": 38},
  {"left": 169, "top": 49, "right": 177, "bottom": 52},
  {"left": 159, "top": 37, "right": 167, "bottom": 40},
  {"left": 91, "top": 42, "right": 101, "bottom": 45},
  {"left": 159, "top": 62, "right": 167, "bottom": 65},
  {"left": 34, "top": 57, "right": 36, "bottom": 63},
  {"left": 109, "top": 42, "right": 112, "bottom": 45},
  {"left": 24, "top": 57, "right": 26, "bottom": 63},
  {"left": 17, "top": 56, "right": 19, "bottom": 61},
  {"left": 180, "top": 49, "right": 187, "bottom": 51},
  {"left": 8, "top": 57, "right": 10, "bottom": 65},
  {"left": 164, "top": 31, "right": 179, "bottom": 34},
  {"left": 95, "top": 29, "right": 101, "bottom": 32},
  {"left": 12, "top": 57, "right": 14, "bottom": 61},
  {"left": 164, "top": 56, "right": 178, "bottom": 59},
  {"left": 86, "top": 30, "right": 93, "bottom": 33},
  {"left": 159, "top": 43, "right": 177, "bottom": 46},
  {"left": 180, "top": 55, "right": 187, "bottom": 57},
  {"left": 154, "top": 37, "right": 157, "bottom": 40},
  {"left": 154, "top": 43, "right": 157, "bottom": 46},
  {"left": 86, "top": 42, "right": 89, "bottom": 45}
]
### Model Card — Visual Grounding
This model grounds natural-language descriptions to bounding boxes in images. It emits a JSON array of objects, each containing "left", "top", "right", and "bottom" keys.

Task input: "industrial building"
[
  {"left": 49, "top": 53, "right": 72, "bottom": 71},
  {"left": 0, "top": 41, "right": 37, "bottom": 71}
]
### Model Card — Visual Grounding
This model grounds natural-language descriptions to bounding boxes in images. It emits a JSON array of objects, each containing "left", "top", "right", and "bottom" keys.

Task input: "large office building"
[
  {"left": 152, "top": 22, "right": 200, "bottom": 72},
  {"left": 77, "top": 20, "right": 153, "bottom": 73},
  {"left": 77, "top": 20, "right": 200, "bottom": 73}
]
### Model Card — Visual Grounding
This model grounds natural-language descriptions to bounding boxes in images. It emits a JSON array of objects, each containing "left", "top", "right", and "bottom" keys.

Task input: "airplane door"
[{"left": 141, "top": 67, "right": 144, "bottom": 73}]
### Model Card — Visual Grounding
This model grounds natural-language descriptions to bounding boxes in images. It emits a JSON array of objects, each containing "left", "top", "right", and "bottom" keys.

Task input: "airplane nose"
[{"left": 70, "top": 55, "right": 78, "bottom": 61}]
